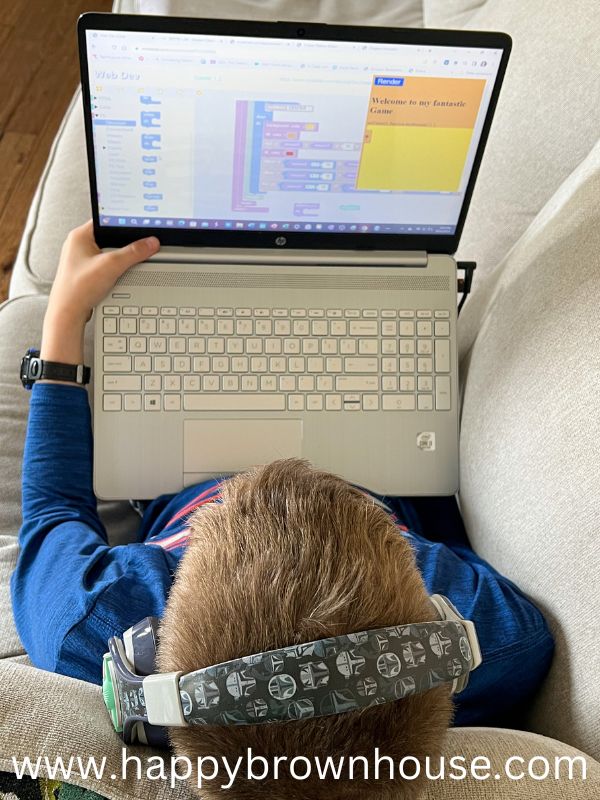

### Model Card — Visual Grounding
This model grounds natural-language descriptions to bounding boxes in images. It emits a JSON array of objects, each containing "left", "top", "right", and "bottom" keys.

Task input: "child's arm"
[
  {"left": 11, "top": 223, "right": 167, "bottom": 683},
  {"left": 405, "top": 530, "right": 555, "bottom": 726}
]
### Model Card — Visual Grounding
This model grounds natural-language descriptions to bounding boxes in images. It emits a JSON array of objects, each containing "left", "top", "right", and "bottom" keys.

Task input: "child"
[{"left": 11, "top": 222, "right": 554, "bottom": 798}]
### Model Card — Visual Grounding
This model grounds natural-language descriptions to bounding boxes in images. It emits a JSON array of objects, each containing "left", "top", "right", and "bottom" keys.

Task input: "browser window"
[{"left": 86, "top": 30, "right": 503, "bottom": 235}]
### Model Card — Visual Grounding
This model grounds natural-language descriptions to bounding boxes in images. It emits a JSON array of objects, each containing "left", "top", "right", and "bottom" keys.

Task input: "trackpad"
[{"left": 183, "top": 418, "right": 303, "bottom": 473}]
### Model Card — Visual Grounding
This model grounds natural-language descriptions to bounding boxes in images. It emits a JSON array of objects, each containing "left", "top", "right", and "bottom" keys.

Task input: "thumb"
[{"left": 99, "top": 236, "right": 160, "bottom": 277}]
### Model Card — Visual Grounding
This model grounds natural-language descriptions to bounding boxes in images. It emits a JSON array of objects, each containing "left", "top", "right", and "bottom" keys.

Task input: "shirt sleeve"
[
  {"left": 404, "top": 530, "right": 555, "bottom": 727},
  {"left": 11, "top": 383, "right": 176, "bottom": 683}
]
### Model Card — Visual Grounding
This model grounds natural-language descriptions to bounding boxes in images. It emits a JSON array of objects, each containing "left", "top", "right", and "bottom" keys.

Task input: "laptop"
[{"left": 77, "top": 13, "right": 511, "bottom": 500}]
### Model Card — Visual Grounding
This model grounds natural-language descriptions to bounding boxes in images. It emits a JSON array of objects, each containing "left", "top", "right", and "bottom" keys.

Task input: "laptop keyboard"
[{"left": 101, "top": 305, "right": 452, "bottom": 413}]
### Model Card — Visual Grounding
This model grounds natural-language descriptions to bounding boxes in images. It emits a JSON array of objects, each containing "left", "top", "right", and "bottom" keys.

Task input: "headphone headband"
[{"left": 103, "top": 595, "right": 481, "bottom": 743}]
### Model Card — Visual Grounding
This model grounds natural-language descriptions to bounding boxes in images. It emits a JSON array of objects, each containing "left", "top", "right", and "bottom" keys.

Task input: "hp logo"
[{"left": 275, "top": 236, "right": 287, "bottom": 246}]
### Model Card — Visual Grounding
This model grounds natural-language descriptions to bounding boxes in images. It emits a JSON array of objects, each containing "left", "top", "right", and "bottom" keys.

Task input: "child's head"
[{"left": 157, "top": 458, "right": 452, "bottom": 797}]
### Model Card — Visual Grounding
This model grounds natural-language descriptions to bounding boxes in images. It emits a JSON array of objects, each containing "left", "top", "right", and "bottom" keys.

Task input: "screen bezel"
[{"left": 77, "top": 12, "right": 511, "bottom": 254}]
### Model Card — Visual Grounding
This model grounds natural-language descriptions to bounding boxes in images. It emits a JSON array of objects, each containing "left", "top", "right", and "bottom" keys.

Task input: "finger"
[{"left": 98, "top": 236, "right": 160, "bottom": 278}]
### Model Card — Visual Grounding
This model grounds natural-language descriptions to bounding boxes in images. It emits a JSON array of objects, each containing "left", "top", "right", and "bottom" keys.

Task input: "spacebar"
[{"left": 183, "top": 394, "right": 286, "bottom": 411}]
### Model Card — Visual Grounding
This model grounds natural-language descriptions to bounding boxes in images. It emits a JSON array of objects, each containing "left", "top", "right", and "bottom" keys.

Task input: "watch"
[{"left": 20, "top": 348, "right": 91, "bottom": 390}]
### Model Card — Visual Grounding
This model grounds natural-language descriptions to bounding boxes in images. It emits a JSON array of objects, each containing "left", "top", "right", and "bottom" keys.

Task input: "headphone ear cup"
[{"left": 124, "top": 617, "right": 161, "bottom": 676}]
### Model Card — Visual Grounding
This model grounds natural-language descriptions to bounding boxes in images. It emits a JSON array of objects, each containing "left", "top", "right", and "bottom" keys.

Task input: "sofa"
[{"left": 1, "top": 1, "right": 599, "bottom": 797}]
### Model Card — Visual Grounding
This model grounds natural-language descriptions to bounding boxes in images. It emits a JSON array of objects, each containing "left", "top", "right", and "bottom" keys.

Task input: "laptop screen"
[{"left": 79, "top": 16, "right": 510, "bottom": 251}]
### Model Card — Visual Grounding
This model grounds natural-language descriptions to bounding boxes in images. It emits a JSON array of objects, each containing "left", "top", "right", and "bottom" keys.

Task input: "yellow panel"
[{"left": 356, "top": 126, "right": 473, "bottom": 192}]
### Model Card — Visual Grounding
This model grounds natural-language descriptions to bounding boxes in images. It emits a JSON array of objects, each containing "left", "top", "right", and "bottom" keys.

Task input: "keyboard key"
[
  {"left": 164, "top": 395, "right": 181, "bottom": 411},
  {"left": 336, "top": 376, "right": 378, "bottom": 392},
  {"left": 418, "top": 376, "right": 433, "bottom": 392},
  {"left": 217, "top": 307, "right": 233, "bottom": 316},
  {"left": 399, "top": 340, "right": 414, "bottom": 355},
  {"left": 436, "top": 376, "right": 451, "bottom": 410},
  {"left": 400, "top": 376, "right": 415, "bottom": 392},
  {"left": 434, "top": 340, "right": 451, "bottom": 373},
  {"left": 399, "top": 321, "right": 415, "bottom": 336},
  {"left": 122, "top": 306, "right": 139, "bottom": 316},
  {"left": 418, "top": 394, "right": 434, "bottom": 411},
  {"left": 358, "top": 339, "right": 378, "bottom": 355},
  {"left": 434, "top": 310, "right": 450, "bottom": 318},
  {"left": 102, "top": 306, "right": 119, "bottom": 315},
  {"left": 129, "top": 337, "right": 147, "bottom": 353},
  {"left": 178, "top": 319, "right": 196, "bottom": 335},
  {"left": 417, "top": 357, "right": 433, "bottom": 373},
  {"left": 288, "top": 395, "right": 304, "bottom": 410},
  {"left": 435, "top": 320, "right": 451, "bottom": 337},
  {"left": 159, "top": 319, "right": 176, "bottom": 335},
  {"left": 144, "top": 375, "right": 161, "bottom": 391},
  {"left": 179, "top": 307, "right": 196, "bottom": 316},
  {"left": 144, "top": 395, "right": 161, "bottom": 411},
  {"left": 154, "top": 356, "right": 171, "bottom": 372},
  {"left": 307, "top": 395, "right": 323, "bottom": 411},
  {"left": 417, "top": 321, "right": 432, "bottom": 337},
  {"left": 198, "top": 307, "right": 214, "bottom": 316},
  {"left": 217, "top": 319, "right": 235, "bottom": 335},
  {"left": 164, "top": 375, "right": 181, "bottom": 391},
  {"left": 139, "top": 318, "right": 157, "bottom": 334},
  {"left": 362, "top": 394, "right": 379, "bottom": 411},
  {"left": 349, "top": 320, "right": 378, "bottom": 336},
  {"left": 103, "top": 375, "right": 141, "bottom": 392},
  {"left": 362, "top": 309, "right": 378, "bottom": 317},
  {"left": 197, "top": 319, "right": 215, "bottom": 335},
  {"left": 103, "top": 394, "right": 122, "bottom": 411},
  {"left": 149, "top": 337, "right": 166, "bottom": 353},
  {"left": 141, "top": 306, "right": 158, "bottom": 316},
  {"left": 119, "top": 318, "right": 136, "bottom": 334},
  {"left": 160, "top": 307, "right": 177, "bottom": 316},
  {"left": 124, "top": 394, "right": 142, "bottom": 411},
  {"left": 298, "top": 376, "right": 315, "bottom": 391},
  {"left": 103, "top": 337, "right": 126, "bottom": 353},
  {"left": 417, "top": 340, "right": 433, "bottom": 355},
  {"left": 193, "top": 357, "right": 210, "bottom": 372},
  {"left": 184, "top": 376, "right": 200, "bottom": 391},
  {"left": 417, "top": 310, "right": 432, "bottom": 318},
  {"left": 326, "top": 395, "right": 342, "bottom": 410},
  {"left": 103, "top": 356, "right": 131, "bottom": 372},
  {"left": 103, "top": 318, "right": 117, "bottom": 334},
  {"left": 344, "top": 357, "right": 376, "bottom": 373},
  {"left": 383, "top": 395, "right": 416, "bottom": 411},
  {"left": 183, "top": 394, "right": 286, "bottom": 411}
]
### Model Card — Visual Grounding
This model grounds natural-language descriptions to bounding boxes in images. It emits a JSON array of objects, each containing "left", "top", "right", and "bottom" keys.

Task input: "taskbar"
[{"left": 99, "top": 216, "right": 456, "bottom": 235}]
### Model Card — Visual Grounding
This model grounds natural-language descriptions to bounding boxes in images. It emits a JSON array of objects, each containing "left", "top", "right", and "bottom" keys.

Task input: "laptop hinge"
[{"left": 111, "top": 247, "right": 429, "bottom": 268}]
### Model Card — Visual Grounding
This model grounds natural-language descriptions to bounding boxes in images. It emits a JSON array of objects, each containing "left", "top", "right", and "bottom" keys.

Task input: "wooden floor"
[{"left": 0, "top": 0, "right": 112, "bottom": 303}]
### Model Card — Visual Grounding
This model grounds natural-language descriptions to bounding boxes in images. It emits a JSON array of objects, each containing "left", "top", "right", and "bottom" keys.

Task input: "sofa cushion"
[
  {"left": 457, "top": 139, "right": 600, "bottom": 760},
  {"left": 424, "top": 0, "right": 600, "bottom": 341},
  {"left": 0, "top": 294, "right": 143, "bottom": 660},
  {"left": 113, "top": 0, "right": 424, "bottom": 27}
]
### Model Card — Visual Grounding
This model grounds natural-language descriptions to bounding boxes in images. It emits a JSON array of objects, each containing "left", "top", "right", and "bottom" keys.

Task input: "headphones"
[{"left": 102, "top": 594, "right": 481, "bottom": 746}]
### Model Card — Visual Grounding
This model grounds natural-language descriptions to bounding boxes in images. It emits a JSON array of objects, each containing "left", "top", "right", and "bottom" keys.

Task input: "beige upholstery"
[
  {"left": 2, "top": 0, "right": 600, "bottom": 797},
  {"left": 458, "top": 140, "right": 600, "bottom": 758}
]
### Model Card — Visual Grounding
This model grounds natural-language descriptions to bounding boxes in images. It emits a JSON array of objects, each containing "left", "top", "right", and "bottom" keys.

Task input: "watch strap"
[{"left": 40, "top": 359, "right": 91, "bottom": 385}]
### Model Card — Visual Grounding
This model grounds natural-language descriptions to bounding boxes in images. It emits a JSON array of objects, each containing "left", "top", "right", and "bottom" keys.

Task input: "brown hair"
[{"left": 158, "top": 458, "right": 452, "bottom": 798}]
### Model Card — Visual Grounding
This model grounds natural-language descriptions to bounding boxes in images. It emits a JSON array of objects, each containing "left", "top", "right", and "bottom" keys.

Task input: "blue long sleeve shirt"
[{"left": 11, "top": 383, "right": 554, "bottom": 728}]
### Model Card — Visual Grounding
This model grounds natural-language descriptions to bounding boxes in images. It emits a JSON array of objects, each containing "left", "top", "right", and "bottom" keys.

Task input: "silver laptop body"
[{"left": 78, "top": 15, "right": 511, "bottom": 499}]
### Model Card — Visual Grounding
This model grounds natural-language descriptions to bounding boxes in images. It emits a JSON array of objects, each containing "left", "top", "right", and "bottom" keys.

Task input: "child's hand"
[
  {"left": 39, "top": 221, "right": 160, "bottom": 373},
  {"left": 47, "top": 220, "right": 160, "bottom": 325}
]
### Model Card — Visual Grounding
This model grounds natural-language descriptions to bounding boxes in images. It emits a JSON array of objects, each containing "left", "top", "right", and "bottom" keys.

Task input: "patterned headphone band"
[{"left": 178, "top": 619, "right": 473, "bottom": 726}]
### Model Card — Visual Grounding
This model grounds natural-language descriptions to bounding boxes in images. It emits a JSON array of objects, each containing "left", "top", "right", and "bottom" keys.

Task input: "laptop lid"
[{"left": 78, "top": 14, "right": 511, "bottom": 254}]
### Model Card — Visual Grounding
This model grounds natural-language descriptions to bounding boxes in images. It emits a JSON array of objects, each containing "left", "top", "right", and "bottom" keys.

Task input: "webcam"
[{"left": 297, "top": 27, "right": 306, "bottom": 37}]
